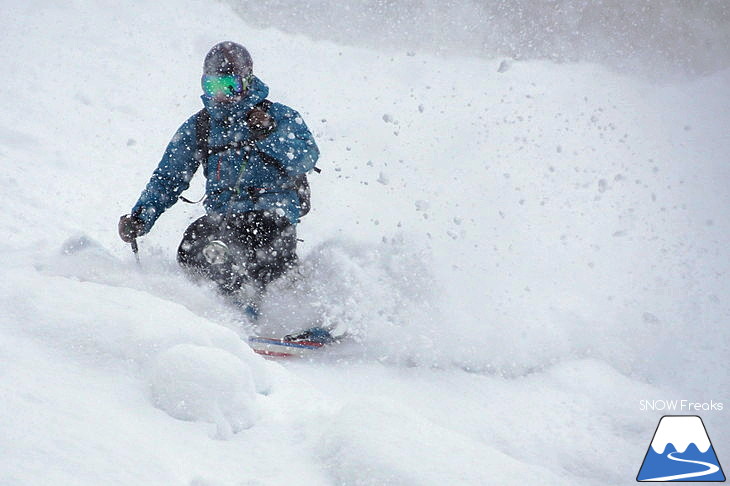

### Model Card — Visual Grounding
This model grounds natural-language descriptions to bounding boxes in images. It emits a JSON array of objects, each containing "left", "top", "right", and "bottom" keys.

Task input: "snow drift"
[{"left": 1, "top": 0, "right": 728, "bottom": 484}]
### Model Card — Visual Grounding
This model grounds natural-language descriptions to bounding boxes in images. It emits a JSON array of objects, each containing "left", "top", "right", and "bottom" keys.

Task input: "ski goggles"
[{"left": 201, "top": 74, "right": 250, "bottom": 97}]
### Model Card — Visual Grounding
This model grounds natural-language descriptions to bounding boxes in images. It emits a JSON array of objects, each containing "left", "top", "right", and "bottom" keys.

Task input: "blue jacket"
[{"left": 132, "top": 76, "right": 319, "bottom": 233}]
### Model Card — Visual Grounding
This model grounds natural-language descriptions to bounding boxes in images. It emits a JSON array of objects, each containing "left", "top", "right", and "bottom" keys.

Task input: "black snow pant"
[{"left": 177, "top": 211, "right": 297, "bottom": 293}]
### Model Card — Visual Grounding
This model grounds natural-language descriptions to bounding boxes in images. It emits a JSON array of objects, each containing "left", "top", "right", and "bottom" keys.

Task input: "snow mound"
[
  {"left": 149, "top": 343, "right": 259, "bottom": 439},
  {"left": 1, "top": 237, "right": 271, "bottom": 437},
  {"left": 318, "top": 398, "right": 566, "bottom": 485}
]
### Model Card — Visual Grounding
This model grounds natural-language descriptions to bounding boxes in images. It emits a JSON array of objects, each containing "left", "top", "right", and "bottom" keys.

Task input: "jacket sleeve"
[
  {"left": 254, "top": 104, "right": 319, "bottom": 177},
  {"left": 131, "top": 116, "right": 200, "bottom": 233}
]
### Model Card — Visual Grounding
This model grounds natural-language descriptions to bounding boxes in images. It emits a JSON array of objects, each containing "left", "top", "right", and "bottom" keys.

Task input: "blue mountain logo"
[{"left": 637, "top": 415, "right": 725, "bottom": 482}]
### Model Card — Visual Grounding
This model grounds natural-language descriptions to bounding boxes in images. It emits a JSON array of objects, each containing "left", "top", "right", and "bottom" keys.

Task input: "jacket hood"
[{"left": 201, "top": 75, "right": 269, "bottom": 122}]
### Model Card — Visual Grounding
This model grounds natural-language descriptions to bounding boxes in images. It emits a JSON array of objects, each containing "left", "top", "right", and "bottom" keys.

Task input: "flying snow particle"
[{"left": 497, "top": 60, "right": 511, "bottom": 73}]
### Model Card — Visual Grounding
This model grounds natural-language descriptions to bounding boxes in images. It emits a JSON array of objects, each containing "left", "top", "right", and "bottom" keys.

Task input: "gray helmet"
[{"left": 203, "top": 42, "right": 253, "bottom": 77}]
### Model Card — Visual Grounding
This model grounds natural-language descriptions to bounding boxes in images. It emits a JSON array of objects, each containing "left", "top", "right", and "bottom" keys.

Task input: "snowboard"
[{"left": 248, "top": 336, "right": 327, "bottom": 358}]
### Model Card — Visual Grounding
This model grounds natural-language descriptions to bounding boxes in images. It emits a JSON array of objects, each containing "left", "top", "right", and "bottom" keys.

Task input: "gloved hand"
[
  {"left": 118, "top": 214, "right": 145, "bottom": 243},
  {"left": 247, "top": 105, "right": 275, "bottom": 140}
]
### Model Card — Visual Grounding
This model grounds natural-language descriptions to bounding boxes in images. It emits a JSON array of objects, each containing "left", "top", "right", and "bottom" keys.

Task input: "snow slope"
[{"left": 1, "top": 1, "right": 728, "bottom": 484}]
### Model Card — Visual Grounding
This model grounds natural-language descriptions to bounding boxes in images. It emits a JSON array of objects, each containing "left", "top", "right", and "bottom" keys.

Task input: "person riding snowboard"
[{"left": 118, "top": 41, "right": 320, "bottom": 325}]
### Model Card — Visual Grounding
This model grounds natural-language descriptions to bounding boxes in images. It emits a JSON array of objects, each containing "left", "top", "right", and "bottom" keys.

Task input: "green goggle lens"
[{"left": 201, "top": 74, "right": 248, "bottom": 97}]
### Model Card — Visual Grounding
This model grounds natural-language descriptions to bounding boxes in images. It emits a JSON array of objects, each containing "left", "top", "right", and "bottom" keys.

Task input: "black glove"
[
  {"left": 118, "top": 214, "right": 145, "bottom": 243},
  {"left": 247, "top": 105, "right": 276, "bottom": 140}
]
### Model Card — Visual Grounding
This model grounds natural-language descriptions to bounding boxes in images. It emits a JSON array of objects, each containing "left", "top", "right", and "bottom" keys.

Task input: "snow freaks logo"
[{"left": 637, "top": 415, "right": 725, "bottom": 482}]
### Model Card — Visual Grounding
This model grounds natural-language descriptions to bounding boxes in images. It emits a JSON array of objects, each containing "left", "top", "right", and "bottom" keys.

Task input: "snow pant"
[{"left": 177, "top": 211, "right": 297, "bottom": 292}]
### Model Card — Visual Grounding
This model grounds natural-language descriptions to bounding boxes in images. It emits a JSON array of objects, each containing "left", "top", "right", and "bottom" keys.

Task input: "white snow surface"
[{"left": 1, "top": 1, "right": 729, "bottom": 485}]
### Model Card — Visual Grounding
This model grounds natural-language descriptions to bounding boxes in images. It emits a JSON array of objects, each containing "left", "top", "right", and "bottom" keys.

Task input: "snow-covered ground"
[{"left": 1, "top": 1, "right": 728, "bottom": 484}]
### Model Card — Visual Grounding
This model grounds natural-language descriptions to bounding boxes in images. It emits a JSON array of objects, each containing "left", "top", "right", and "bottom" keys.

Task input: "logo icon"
[{"left": 637, "top": 415, "right": 725, "bottom": 482}]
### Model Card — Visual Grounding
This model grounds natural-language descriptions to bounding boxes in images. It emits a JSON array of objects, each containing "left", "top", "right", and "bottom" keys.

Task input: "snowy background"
[{"left": 1, "top": 0, "right": 728, "bottom": 484}]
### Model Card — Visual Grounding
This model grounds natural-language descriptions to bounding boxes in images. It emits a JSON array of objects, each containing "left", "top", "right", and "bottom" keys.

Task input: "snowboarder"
[{"left": 118, "top": 41, "right": 319, "bottom": 316}]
